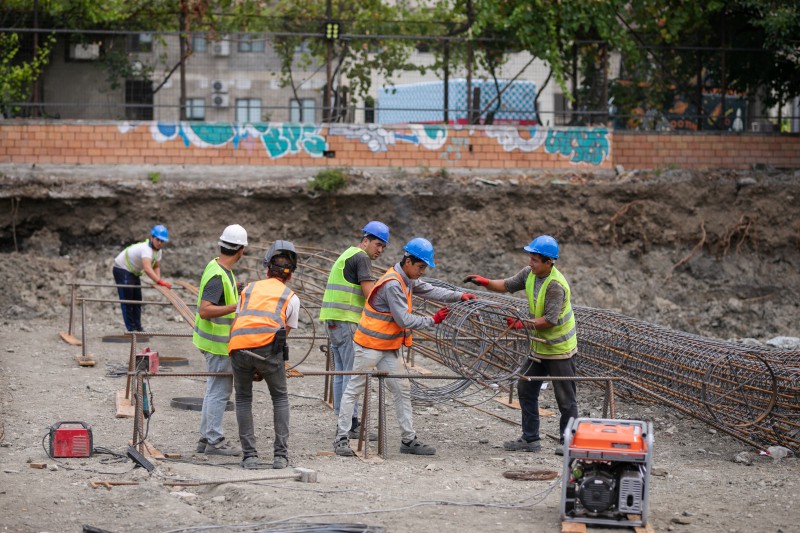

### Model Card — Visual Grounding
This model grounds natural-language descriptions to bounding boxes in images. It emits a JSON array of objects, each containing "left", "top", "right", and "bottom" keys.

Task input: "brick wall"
[{"left": 1, "top": 121, "right": 798, "bottom": 170}]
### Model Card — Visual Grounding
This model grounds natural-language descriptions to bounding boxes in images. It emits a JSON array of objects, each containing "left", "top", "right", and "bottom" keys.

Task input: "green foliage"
[
  {"left": 309, "top": 169, "right": 347, "bottom": 193},
  {"left": 148, "top": 172, "right": 161, "bottom": 183},
  {"left": 0, "top": 33, "right": 55, "bottom": 118}
]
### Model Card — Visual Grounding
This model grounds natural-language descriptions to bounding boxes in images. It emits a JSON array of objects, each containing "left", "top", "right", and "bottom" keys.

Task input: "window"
[
  {"left": 125, "top": 80, "right": 153, "bottom": 120},
  {"left": 294, "top": 40, "right": 311, "bottom": 54},
  {"left": 290, "top": 99, "right": 316, "bottom": 123},
  {"left": 185, "top": 98, "right": 205, "bottom": 121},
  {"left": 191, "top": 34, "right": 207, "bottom": 53},
  {"left": 129, "top": 33, "right": 153, "bottom": 53},
  {"left": 236, "top": 98, "right": 262, "bottom": 123},
  {"left": 238, "top": 34, "right": 265, "bottom": 53}
]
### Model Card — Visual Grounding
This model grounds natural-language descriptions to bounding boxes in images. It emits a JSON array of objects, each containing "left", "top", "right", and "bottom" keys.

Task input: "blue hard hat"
[
  {"left": 523, "top": 235, "right": 558, "bottom": 259},
  {"left": 151, "top": 225, "right": 169, "bottom": 242},
  {"left": 362, "top": 221, "right": 390, "bottom": 245},
  {"left": 403, "top": 237, "right": 436, "bottom": 268}
]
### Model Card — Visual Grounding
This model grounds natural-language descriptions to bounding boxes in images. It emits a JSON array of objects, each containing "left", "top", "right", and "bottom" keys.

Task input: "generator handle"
[{"left": 50, "top": 421, "right": 93, "bottom": 430}]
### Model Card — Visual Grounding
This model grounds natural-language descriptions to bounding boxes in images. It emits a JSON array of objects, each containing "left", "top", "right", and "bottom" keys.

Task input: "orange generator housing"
[{"left": 560, "top": 418, "right": 654, "bottom": 528}]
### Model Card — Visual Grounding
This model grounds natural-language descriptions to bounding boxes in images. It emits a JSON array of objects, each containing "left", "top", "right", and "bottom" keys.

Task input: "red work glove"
[
  {"left": 433, "top": 307, "right": 450, "bottom": 325},
  {"left": 156, "top": 279, "right": 172, "bottom": 289},
  {"left": 461, "top": 293, "right": 477, "bottom": 301},
  {"left": 462, "top": 274, "right": 489, "bottom": 287},
  {"left": 505, "top": 317, "right": 525, "bottom": 329}
]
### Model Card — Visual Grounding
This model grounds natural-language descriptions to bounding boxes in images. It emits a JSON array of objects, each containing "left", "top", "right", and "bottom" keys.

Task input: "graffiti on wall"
[
  {"left": 122, "top": 122, "right": 328, "bottom": 158},
  {"left": 544, "top": 128, "right": 610, "bottom": 165},
  {"left": 119, "top": 121, "right": 609, "bottom": 166},
  {"left": 327, "top": 124, "right": 449, "bottom": 153}
]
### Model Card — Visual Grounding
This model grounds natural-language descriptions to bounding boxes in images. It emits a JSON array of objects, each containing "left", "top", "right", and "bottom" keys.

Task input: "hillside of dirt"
[{"left": 1, "top": 163, "right": 800, "bottom": 533}]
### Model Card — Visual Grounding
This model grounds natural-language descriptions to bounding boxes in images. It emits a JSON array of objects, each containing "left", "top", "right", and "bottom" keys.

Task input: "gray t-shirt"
[
  {"left": 343, "top": 252, "right": 375, "bottom": 285},
  {"left": 504, "top": 266, "right": 565, "bottom": 325},
  {"left": 201, "top": 266, "right": 235, "bottom": 306}
]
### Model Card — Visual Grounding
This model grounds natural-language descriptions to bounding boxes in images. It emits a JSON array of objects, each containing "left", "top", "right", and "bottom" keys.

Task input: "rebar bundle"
[{"left": 283, "top": 249, "right": 800, "bottom": 453}]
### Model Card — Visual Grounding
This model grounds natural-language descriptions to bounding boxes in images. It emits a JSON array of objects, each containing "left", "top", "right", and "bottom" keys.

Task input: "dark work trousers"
[
  {"left": 517, "top": 356, "right": 578, "bottom": 443},
  {"left": 230, "top": 347, "right": 290, "bottom": 460},
  {"left": 112, "top": 266, "right": 143, "bottom": 332}
]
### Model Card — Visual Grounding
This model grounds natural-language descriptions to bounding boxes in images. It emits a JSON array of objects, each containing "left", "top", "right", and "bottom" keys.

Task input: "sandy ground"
[{"left": 1, "top": 165, "right": 799, "bottom": 532}]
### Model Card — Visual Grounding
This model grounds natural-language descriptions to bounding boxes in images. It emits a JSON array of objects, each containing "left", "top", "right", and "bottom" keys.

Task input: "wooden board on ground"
[
  {"left": 116, "top": 390, "right": 135, "bottom": 418},
  {"left": 560, "top": 517, "right": 654, "bottom": 533},
  {"left": 406, "top": 362, "right": 432, "bottom": 375},
  {"left": 129, "top": 439, "right": 165, "bottom": 459},
  {"left": 59, "top": 332, "right": 81, "bottom": 346},
  {"left": 561, "top": 522, "right": 586, "bottom": 533},
  {"left": 492, "top": 396, "right": 555, "bottom": 416},
  {"left": 74, "top": 354, "right": 96, "bottom": 367},
  {"left": 353, "top": 445, "right": 383, "bottom": 463}
]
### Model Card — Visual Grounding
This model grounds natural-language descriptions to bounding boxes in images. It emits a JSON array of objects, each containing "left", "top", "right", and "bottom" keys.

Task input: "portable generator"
[
  {"left": 135, "top": 347, "right": 159, "bottom": 373},
  {"left": 560, "top": 418, "right": 653, "bottom": 528},
  {"left": 49, "top": 421, "right": 93, "bottom": 458}
]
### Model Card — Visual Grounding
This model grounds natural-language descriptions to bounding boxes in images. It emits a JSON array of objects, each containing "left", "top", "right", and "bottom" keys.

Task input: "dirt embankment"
[{"left": 2, "top": 165, "right": 799, "bottom": 339}]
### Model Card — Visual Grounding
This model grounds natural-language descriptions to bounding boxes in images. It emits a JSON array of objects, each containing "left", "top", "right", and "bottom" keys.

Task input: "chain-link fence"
[{"left": 4, "top": 27, "right": 799, "bottom": 132}]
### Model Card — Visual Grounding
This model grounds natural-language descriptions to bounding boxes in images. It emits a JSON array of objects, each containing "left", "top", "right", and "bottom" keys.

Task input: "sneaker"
[
  {"left": 241, "top": 456, "right": 259, "bottom": 469},
  {"left": 348, "top": 425, "right": 378, "bottom": 442},
  {"left": 400, "top": 437, "right": 436, "bottom": 455},
  {"left": 555, "top": 443, "right": 565, "bottom": 456},
  {"left": 503, "top": 437, "right": 542, "bottom": 452},
  {"left": 205, "top": 437, "right": 242, "bottom": 456},
  {"left": 273, "top": 456, "right": 289, "bottom": 469},
  {"left": 196, "top": 438, "right": 208, "bottom": 453},
  {"left": 334, "top": 437, "right": 355, "bottom": 457}
]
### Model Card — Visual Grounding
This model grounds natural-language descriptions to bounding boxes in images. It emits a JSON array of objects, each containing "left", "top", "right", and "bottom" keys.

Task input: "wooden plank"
[
  {"left": 561, "top": 522, "right": 587, "bottom": 533},
  {"left": 74, "top": 355, "right": 96, "bottom": 367},
  {"left": 59, "top": 331, "right": 81, "bottom": 346},
  {"left": 353, "top": 446, "right": 383, "bottom": 463},
  {"left": 115, "top": 390, "right": 135, "bottom": 418},
  {"left": 129, "top": 439, "right": 165, "bottom": 459},
  {"left": 492, "top": 396, "right": 555, "bottom": 416},
  {"left": 316, "top": 451, "right": 336, "bottom": 456},
  {"left": 628, "top": 515, "right": 655, "bottom": 533}
]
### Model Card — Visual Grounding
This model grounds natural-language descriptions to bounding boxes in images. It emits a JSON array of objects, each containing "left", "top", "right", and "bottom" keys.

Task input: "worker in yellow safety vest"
[
  {"left": 193, "top": 224, "right": 248, "bottom": 457},
  {"left": 319, "top": 221, "right": 389, "bottom": 440},
  {"left": 464, "top": 234, "right": 578, "bottom": 457},
  {"left": 333, "top": 238, "right": 476, "bottom": 458},
  {"left": 228, "top": 240, "right": 300, "bottom": 470}
]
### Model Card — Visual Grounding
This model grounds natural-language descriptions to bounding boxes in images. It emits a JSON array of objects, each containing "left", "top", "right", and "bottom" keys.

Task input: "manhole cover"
[{"left": 170, "top": 397, "right": 233, "bottom": 411}]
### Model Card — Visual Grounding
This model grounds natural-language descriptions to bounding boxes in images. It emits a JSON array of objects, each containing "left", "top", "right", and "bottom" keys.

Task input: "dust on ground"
[{"left": 1, "top": 164, "right": 799, "bottom": 532}]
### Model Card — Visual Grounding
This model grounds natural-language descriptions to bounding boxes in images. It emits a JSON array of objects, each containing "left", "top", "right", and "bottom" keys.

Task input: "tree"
[{"left": 0, "top": 32, "right": 55, "bottom": 118}]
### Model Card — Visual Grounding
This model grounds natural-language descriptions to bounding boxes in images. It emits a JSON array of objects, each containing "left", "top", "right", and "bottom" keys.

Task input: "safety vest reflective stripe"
[
  {"left": 124, "top": 240, "right": 157, "bottom": 277},
  {"left": 525, "top": 266, "right": 577, "bottom": 356},
  {"left": 319, "top": 247, "right": 368, "bottom": 323},
  {"left": 192, "top": 258, "right": 238, "bottom": 356},
  {"left": 228, "top": 278, "right": 293, "bottom": 352},
  {"left": 353, "top": 267, "right": 412, "bottom": 350}
]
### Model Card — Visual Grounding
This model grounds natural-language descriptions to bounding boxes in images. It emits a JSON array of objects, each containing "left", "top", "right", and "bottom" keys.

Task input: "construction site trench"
[{"left": 1, "top": 164, "right": 799, "bottom": 533}]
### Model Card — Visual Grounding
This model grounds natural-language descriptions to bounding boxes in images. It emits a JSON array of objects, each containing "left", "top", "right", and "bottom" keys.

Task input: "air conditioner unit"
[
  {"left": 212, "top": 94, "right": 230, "bottom": 108},
  {"left": 211, "top": 80, "right": 229, "bottom": 93},
  {"left": 70, "top": 43, "right": 101, "bottom": 61},
  {"left": 211, "top": 40, "right": 230, "bottom": 57}
]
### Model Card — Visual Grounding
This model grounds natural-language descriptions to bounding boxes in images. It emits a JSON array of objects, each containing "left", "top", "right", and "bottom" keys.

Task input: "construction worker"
[
  {"left": 334, "top": 238, "right": 476, "bottom": 457},
  {"left": 319, "top": 221, "right": 389, "bottom": 440},
  {"left": 228, "top": 240, "right": 300, "bottom": 470},
  {"left": 112, "top": 224, "right": 171, "bottom": 332},
  {"left": 193, "top": 225, "right": 248, "bottom": 456},
  {"left": 464, "top": 235, "right": 578, "bottom": 456}
]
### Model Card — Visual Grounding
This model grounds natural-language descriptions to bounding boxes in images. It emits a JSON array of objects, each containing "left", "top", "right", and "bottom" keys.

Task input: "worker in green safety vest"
[
  {"left": 319, "top": 221, "right": 390, "bottom": 440},
  {"left": 464, "top": 234, "right": 578, "bottom": 457},
  {"left": 193, "top": 224, "right": 248, "bottom": 456}
]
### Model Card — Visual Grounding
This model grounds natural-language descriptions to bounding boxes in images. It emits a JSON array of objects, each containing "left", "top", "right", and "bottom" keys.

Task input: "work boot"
[
  {"left": 241, "top": 455, "right": 259, "bottom": 469},
  {"left": 400, "top": 437, "right": 436, "bottom": 455},
  {"left": 196, "top": 438, "right": 208, "bottom": 453},
  {"left": 348, "top": 424, "right": 378, "bottom": 442},
  {"left": 205, "top": 437, "right": 242, "bottom": 456},
  {"left": 503, "top": 437, "right": 542, "bottom": 452},
  {"left": 273, "top": 456, "right": 289, "bottom": 469},
  {"left": 334, "top": 437, "right": 355, "bottom": 457}
]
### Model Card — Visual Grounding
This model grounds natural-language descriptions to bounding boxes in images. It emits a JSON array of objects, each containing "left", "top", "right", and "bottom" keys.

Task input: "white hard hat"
[{"left": 219, "top": 224, "right": 248, "bottom": 248}]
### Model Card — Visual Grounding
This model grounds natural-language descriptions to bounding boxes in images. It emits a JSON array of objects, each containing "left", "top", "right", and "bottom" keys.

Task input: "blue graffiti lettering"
[{"left": 544, "top": 128, "right": 609, "bottom": 165}]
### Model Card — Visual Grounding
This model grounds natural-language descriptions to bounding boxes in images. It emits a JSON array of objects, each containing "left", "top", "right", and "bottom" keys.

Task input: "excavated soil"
[{"left": 1, "top": 164, "right": 799, "bottom": 533}]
